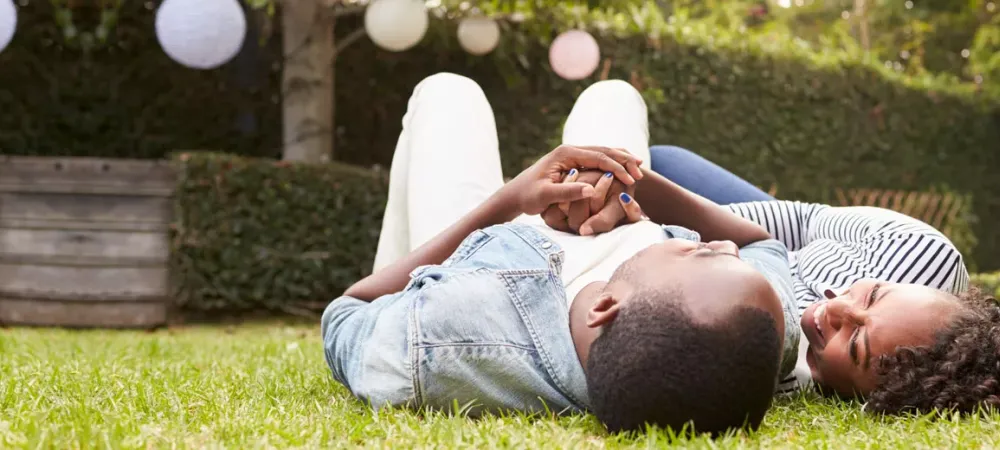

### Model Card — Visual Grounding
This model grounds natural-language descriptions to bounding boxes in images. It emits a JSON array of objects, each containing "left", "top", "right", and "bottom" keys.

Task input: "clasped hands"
[
  {"left": 498, "top": 145, "right": 647, "bottom": 235},
  {"left": 542, "top": 167, "right": 648, "bottom": 235}
]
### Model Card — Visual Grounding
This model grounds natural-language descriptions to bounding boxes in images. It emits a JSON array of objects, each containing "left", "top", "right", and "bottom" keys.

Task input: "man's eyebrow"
[{"left": 693, "top": 250, "right": 740, "bottom": 260}]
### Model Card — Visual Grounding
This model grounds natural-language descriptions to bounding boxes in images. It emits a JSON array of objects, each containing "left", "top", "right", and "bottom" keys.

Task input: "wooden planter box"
[{"left": 0, "top": 156, "right": 175, "bottom": 328}]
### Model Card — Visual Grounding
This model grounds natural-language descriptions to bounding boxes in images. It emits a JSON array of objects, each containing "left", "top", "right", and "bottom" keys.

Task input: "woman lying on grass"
[
  {"left": 324, "top": 73, "right": 802, "bottom": 435},
  {"left": 556, "top": 143, "right": 1000, "bottom": 414}
]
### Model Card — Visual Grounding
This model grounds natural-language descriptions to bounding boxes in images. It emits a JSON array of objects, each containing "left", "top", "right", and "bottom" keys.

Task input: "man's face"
[{"left": 609, "top": 239, "right": 785, "bottom": 336}]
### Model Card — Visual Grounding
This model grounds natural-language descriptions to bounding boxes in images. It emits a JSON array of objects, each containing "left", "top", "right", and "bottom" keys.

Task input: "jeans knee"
[{"left": 650, "top": 145, "right": 694, "bottom": 156}]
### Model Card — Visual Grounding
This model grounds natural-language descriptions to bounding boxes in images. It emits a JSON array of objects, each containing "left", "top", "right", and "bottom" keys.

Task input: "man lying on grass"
[{"left": 321, "top": 73, "right": 799, "bottom": 435}]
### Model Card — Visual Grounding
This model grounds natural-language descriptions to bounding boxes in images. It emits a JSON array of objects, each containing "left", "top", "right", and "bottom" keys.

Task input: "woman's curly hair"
[{"left": 867, "top": 287, "right": 1000, "bottom": 415}]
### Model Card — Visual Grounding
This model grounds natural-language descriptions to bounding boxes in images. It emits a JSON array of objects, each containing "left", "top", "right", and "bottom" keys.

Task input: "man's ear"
[{"left": 587, "top": 292, "right": 621, "bottom": 328}]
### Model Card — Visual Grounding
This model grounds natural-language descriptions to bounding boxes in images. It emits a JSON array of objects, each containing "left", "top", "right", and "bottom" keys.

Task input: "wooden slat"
[
  {"left": 0, "top": 157, "right": 176, "bottom": 328},
  {"left": 0, "top": 263, "right": 170, "bottom": 299},
  {"left": 0, "top": 228, "right": 169, "bottom": 261},
  {"left": 0, "top": 297, "right": 167, "bottom": 328},
  {"left": 832, "top": 188, "right": 967, "bottom": 235}
]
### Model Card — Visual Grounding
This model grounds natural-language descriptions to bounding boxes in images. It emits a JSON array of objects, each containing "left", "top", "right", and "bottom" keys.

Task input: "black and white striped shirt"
[{"left": 726, "top": 201, "right": 970, "bottom": 393}]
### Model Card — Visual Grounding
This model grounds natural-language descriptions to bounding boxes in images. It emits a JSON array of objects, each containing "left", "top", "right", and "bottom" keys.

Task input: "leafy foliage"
[
  {"left": 171, "top": 153, "right": 387, "bottom": 311},
  {"left": 972, "top": 272, "right": 1000, "bottom": 298},
  {"left": 331, "top": 12, "right": 1000, "bottom": 269},
  {"left": 0, "top": 1, "right": 282, "bottom": 159},
  {"left": 969, "top": 14, "right": 1000, "bottom": 86},
  {"left": 50, "top": 0, "right": 124, "bottom": 53},
  {"left": 732, "top": 0, "right": 999, "bottom": 88}
]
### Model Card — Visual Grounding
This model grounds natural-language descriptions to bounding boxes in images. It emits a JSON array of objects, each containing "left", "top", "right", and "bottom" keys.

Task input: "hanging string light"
[
  {"left": 549, "top": 30, "right": 601, "bottom": 80},
  {"left": 365, "top": 0, "right": 428, "bottom": 52},
  {"left": 155, "top": 0, "right": 247, "bottom": 70},
  {"left": 457, "top": 16, "right": 500, "bottom": 56},
  {"left": 0, "top": 0, "right": 17, "bottom": 54}
]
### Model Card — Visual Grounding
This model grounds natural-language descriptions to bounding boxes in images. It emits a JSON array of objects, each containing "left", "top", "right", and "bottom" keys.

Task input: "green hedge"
[
  {"left": 330, "top": 17, "right": 1000, "bottom": 270},
  {"left": 171, "top": 153, "right": 387, "bottom": 312},
  {"left": 4, "top": 4, "right": 999, "bottom": 272},
  {"left": 173, "top": 152, "right": 993, "bottom": 312},
  {"left": 972, "top": 272, "right": 1000, "bottom": 298},
  {"left": 0, "top": 2, "right": 282, "bottom": 159}
]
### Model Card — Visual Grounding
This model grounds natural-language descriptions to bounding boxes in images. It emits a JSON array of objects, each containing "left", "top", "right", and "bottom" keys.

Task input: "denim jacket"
[
  {"left": 738, "top": 239, "right": 800, "bottom": 378},
  {"left": 321, "top": 223, "right": 798, "bottom": 416}
]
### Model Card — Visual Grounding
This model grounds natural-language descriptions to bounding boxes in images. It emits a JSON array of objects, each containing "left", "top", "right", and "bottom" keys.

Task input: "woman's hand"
[
  {"left": 542, "top": 169, "right": 647, "bottom": 235},
  {"left": 498, "top": 145, "right": 643, "bottom": 217},
  {"left": 346, "top": 146, "right": 641, "bottom": 302}
]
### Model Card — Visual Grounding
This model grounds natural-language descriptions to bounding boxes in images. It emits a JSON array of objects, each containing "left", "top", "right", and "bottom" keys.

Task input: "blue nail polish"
[
  {"left": 604, "top": 172, "right": 613, "bottom": 178},
  {"left": 620, "top": 193, "right": 632, "bottom": 204},
  {"left": 569, "top": 168, "right": 578, "bottom": 176}
]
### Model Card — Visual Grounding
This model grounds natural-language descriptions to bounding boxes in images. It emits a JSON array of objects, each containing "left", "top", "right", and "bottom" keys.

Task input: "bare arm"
[
  {"left": 344, "top": 190, "right": 518, "bottom": 300},
  {"left": 543, "top": 168, "right": 770, "bottom": 246},
  {"left": 633, "top": 168, "right": 771, "bottom": 246},
  {"left": 344, "top": 146, "right": 644, "bottom": 301}
]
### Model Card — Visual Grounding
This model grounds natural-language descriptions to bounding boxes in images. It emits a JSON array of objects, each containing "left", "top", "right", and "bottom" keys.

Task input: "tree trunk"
[
  {"left": 281, "top": 0, "right": 335, "bottom": 163},
  {"left": 854, "top": 0, "right": 870, "bottom": 53}
]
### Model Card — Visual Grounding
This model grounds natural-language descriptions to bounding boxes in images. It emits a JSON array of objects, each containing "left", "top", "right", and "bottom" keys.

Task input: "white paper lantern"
[
  {"left": 365, "top": 0, "right": 428, "bottom": 52},
  {"left": 155, "top": 0, "right": 247, "bottom": 70},
  {"left": 457, "top": 16, "right": 500, "bottom": 56},
  {"left": 0, "top": 0, "right": 16, "bottom": 54}
]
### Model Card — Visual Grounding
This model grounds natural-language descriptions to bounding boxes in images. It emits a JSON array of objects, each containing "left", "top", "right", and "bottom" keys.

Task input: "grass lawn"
[{"left": 2, "top": 323, "right": 999, "bottom": 449}]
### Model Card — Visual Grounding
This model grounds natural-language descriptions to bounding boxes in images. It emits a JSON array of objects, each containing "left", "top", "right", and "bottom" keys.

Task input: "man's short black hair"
[{"left": 586, "top": 290, "right": 781, "bottom": 435}]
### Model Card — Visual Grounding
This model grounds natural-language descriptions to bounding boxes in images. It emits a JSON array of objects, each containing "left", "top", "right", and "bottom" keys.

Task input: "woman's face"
[{"left": 799, "top": 279, "right": 960, "bottom": 397}]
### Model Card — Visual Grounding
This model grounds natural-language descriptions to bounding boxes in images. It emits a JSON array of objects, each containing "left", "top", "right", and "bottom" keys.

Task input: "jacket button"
[{"left": 541, "top": 241, "right": 552, "bottom": 249}]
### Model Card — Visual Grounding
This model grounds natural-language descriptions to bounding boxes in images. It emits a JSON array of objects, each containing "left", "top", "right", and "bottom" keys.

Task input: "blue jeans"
[{"left": 648, "top": 146, "right": 775, "bottom": 205}]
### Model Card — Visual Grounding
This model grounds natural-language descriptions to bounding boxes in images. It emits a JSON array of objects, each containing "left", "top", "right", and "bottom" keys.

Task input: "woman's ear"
[{"left": 586, "top": 292, "right": 621, "bottom": 328}]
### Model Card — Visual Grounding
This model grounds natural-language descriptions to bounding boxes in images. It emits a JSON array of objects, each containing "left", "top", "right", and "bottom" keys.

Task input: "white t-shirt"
[
  {"left": 534, "top": 220, "right": 673, "bottom": 306},
  {"left": 517, "top": 215, "right": 801, "bottom": 382},
  {"left": 513, "top": 215, "right": 701, "bottom": 306}
]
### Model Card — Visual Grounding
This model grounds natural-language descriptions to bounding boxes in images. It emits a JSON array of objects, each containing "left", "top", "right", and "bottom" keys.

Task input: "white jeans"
[{"left": 373, "top": 73, "right": 651, "bottom": 271}]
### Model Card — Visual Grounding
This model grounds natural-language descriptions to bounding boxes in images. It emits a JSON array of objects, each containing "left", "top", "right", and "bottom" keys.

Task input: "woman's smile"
[{"left": 801, "top": 300, "right": 828, "bottom": 352}]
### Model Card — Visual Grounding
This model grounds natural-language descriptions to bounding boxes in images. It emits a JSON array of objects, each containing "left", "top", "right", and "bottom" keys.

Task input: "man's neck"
[{"left": 568, "top": 283, "right": 604, "bottom": 368}]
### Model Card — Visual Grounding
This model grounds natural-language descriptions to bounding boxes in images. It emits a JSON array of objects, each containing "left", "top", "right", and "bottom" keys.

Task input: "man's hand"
[
  {"left": 542, "top": 169, "right": 647, "bottom": 235},
  {"left": 498, "top": 145, "right": 643, "bottom": 217},
  {"left": 345, "top": 146, "right": 642, "bottom": 302}
]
